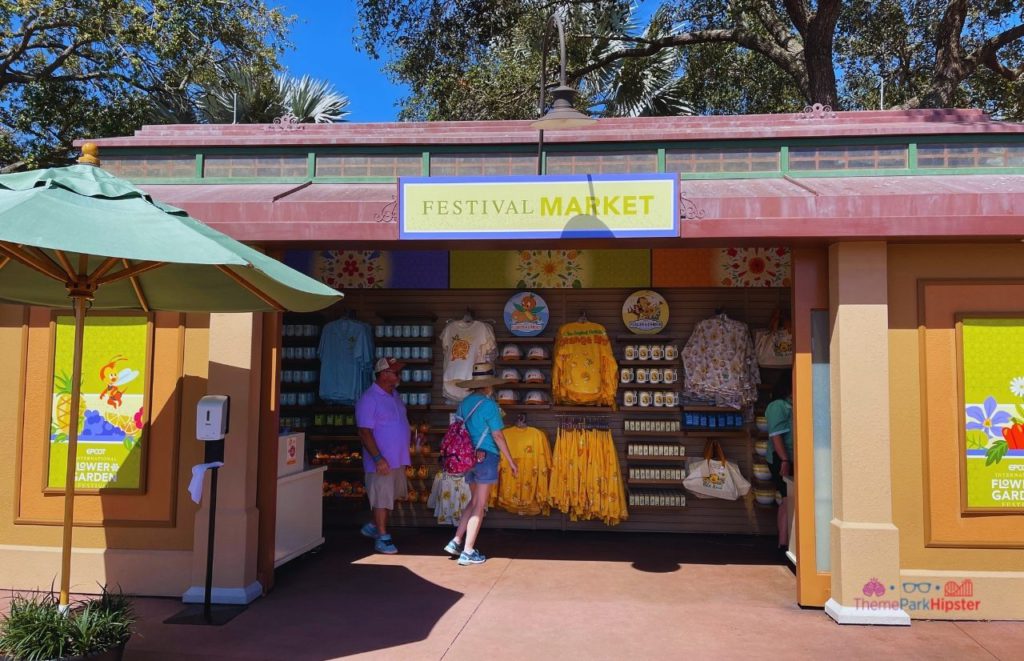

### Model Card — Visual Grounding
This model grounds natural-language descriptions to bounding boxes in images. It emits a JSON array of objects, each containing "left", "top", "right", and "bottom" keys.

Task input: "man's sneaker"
[
  {"left": 457, "top": 549, "right": 486, "bottom": 565},
  {"left": 360, "top": 522, "right": 380, "bottom": 539},
  {"left": 443, "top": 538, "right": 463, "bottom": 556},
  {"left": 374, "top": 535, "right": 398, "bottom": 554}
]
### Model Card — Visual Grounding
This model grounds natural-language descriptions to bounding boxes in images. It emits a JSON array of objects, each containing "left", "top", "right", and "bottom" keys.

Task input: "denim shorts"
[{"left": 465, "top": 451, "right": 499, "bottom": 485}]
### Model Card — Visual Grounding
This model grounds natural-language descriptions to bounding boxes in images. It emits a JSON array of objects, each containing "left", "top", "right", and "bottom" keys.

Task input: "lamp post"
[{"left": 532, "top": 13, "right": 596, "bottom": 174}]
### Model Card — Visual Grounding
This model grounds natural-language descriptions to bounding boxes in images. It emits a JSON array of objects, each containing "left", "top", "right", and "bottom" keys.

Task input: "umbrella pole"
[{"left": 58, "top": 295, "right": 88, "bottom": 610}]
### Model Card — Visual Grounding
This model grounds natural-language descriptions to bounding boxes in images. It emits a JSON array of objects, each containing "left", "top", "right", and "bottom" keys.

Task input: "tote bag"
[{"left": 684, "top": 440, "right": 751, "bottom": 501}]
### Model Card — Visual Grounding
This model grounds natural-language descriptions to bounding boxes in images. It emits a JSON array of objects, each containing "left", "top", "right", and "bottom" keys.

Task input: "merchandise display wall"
[{"left": 283, "top": 286, "right": 791, "bottom": 535}]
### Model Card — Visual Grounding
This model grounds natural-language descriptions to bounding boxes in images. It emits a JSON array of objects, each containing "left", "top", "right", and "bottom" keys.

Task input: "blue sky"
[{"left": 278, "top": 0, "right": 407, "bottom": 122}]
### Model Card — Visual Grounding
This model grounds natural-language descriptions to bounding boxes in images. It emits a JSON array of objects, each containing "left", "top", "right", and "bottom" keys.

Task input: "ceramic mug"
[
  {"left": 422, "top": 347, "right": 433, "bottom": 360},
  {"left": 375, "top": 325, "right": 385, "bottom": 338},
  {"left": 384, "top": 325, "right": 394, "bottom": 338},
  {"left": 400, "top": 346, "right": 412, "bottom": 359},
  {"left": 624, "top": 391, "right": 638, "bottom": 407},
  {"left": 639, "top": 391, "right": 652, "bottom": 407},
  {"left": 410, "top": 325, "right": 421, "bottom": 338},
  {"left": 635, "top": 368, "right": 648, "bottom": 384},
  {"left": 411, "top": 346, "right": 421, "bottom": 359},
  {"left": 638, "top": 345, "right": 650, "bottom": 360},
  {"left": 401, "top": 325, "right": 412, "bottom": 338},
  {"left": 665, "top": 344, "right": 679, "bottom": 360},
  {"left": 653, "top": 391, "right": 665, "bottom": 407},
  {"left": 624, "top": 345, "right": 637, "bottom": 360},
  {"left": 651, "top": 345, "right": 664, "bottom": 360},
  {"left": 620, "top": 367, "right": 634, "bottom": 383},
  {"left": 649, "top": 368, "right": 661, "bottom": 384},
  {"left": 421, "top": 324, "right": 433, "bottom": 337}
]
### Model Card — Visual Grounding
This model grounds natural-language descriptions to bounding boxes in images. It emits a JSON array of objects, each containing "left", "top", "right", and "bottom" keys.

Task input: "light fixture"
[{"left": 533, "top": 13, "right": 596, "bottom": 173}]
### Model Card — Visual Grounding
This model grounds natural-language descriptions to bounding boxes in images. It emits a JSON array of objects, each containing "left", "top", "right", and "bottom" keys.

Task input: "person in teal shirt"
[
  {"left": 764, "top": 373, "right": 793, "bottom": 550},
  {"left": 443, "top": 363, "right": 518, "bottom": 566}
]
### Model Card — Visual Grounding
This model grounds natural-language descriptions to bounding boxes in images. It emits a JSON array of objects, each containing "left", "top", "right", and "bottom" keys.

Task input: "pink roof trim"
[{"left": 83, "top": 109, "right": 1024, "bottom": 149}]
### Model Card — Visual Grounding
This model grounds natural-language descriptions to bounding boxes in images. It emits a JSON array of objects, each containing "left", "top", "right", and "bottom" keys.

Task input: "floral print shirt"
[{"left": 682, "top": 314, "right": 760, "bottom": 409}]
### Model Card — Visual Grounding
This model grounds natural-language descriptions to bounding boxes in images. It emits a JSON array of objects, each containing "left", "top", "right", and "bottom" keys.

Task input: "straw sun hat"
[{"left": 455, "top": 362, "right": 510, "bottom": 389}]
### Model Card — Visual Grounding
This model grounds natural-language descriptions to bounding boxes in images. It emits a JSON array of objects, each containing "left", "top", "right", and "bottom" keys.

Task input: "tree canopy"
[
  {"left": 355, "top": 0, "right": 1024, "bottom": 121},
  {"left": 0, "top": 0, "right": 292, "bottom": 170}
]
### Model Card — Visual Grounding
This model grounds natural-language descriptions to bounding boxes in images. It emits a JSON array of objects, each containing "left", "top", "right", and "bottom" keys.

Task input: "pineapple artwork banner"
[
  {"left": 47, "top": 315, "right": 150, "bottom": 492},
  {"left": 960, "top": 317, "right": 1024, "bottom": 511}
]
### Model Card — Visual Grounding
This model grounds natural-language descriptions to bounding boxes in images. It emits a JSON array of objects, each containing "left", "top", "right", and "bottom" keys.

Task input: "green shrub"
[{"left": 0, "top": 587, "right": 134, "bottom": 660}]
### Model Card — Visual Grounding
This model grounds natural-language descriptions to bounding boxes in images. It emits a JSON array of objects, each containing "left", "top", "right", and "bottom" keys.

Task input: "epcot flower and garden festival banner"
[
  {"left": 960, "top": 317, "right": 1024, "bottom": 511},
  {"left": 47, "top": 315, "right": 150, "bottom": 492}
]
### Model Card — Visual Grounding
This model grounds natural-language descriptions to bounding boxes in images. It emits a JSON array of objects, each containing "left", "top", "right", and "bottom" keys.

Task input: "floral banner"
[
  {"left": 450, "top": 249, "right": 650, "bottom": 289},
  {"left": 652, "top": 247, "right": 791, "bottom": 287},
  {"left": 47, "top": 315, "right": 149, "bottom": 492},
  {"left": 961, "top": 317, "right": 1024, "bottom": 511},
  {"left": 284, "top": 250, "right": 448, "bottom": 289}
]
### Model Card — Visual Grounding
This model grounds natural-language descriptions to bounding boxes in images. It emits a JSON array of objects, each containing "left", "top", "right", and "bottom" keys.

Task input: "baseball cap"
[
  {"left": 527, "top": 346, "right": 548, "bottom": 360},
  {"left": 374, "top": 357, "right": 406, "bottom": 374},
  {"left": 501, "top": 367, "right": 522, "bottom": 382},
  {"left": 525, "top": 390, "right": 549, "bottom": 405},
  {"left": 497, "top": 389, "right": 519, "bottom": 404},
  {"left": 501, "top": 344, "right": 523, "bottom": 360},
  {"left": 524, "top": 368, "right": 545, "bottom": 383}
]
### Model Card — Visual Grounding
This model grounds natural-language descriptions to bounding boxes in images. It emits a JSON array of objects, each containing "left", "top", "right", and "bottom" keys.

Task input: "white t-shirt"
[{"left": 440, "top": 320, "right": 497, "bottom": 401}]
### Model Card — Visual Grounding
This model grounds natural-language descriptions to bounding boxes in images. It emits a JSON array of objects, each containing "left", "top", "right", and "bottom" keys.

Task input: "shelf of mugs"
[
  {"left": 627, "top": 490, "right": 686, "bottom": 508},
  {"left": 376, "top": 347, "right": 434, "bottom": 362},
  {"left": 624, "top": 419, "right": 682, "bottom": 433},
  {"left": 626, "top": 443, "right": 685, "bottom": 459},
  {"left": 620, "top": 344, "right": 680, "bottom": 362},
  {"left": 283, "top": 324, "right": 322, "bottom": 339},
  {"left": 628, "top": 465, "right": 685, "bottom": 481},
  {"left": 283, "top": 346, "right": 320, "bottom": 360},
  {"left": 374, "top": 323, "right": 436, "bottom": 341},
  {"left": 620, "top": 366, "right": 680, "bottom": 387}
]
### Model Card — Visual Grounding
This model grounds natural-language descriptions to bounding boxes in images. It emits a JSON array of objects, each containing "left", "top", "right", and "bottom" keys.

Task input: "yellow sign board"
[{"left": 400, "top": 174, "right": 679, "bottom": 239}]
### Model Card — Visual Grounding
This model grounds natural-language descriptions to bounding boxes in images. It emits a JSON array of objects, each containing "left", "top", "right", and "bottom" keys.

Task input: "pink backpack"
[{"left": 439, "top": 399, "right": 486, "bottom": 475}]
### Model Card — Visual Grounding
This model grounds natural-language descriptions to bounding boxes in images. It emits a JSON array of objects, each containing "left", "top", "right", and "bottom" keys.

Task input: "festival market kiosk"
[{"left": 1, "top": 108, "right": 1023, "bottom": 624}]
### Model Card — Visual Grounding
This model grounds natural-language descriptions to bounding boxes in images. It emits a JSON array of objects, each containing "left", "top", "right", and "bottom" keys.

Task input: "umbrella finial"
[{"left": 78, "top": 143, "right": 100, "bottom": 166}]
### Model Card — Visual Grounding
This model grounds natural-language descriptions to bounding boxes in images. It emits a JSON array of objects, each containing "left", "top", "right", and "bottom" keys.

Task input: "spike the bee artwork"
[{"left": 46, "top": 315, "right": 151, "bottom": 492}]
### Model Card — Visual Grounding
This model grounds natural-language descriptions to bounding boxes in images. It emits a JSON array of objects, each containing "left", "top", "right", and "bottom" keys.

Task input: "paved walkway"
[{"left": 92, "top": 529, "right": 1024, "bottom": 659}]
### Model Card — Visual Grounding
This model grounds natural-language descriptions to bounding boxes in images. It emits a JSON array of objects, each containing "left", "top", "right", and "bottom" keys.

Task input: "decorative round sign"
[
  {"left": 504, "top": 291, "right": 549, "bottom": 337},
  {"left": 622, "top": 290, "right": 669, "bottom": 335}
]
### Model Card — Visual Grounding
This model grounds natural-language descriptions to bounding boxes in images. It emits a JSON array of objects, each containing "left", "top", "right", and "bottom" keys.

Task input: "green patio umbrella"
[{"left": 0, "top": 147, "right": 342, "bottom": 608}]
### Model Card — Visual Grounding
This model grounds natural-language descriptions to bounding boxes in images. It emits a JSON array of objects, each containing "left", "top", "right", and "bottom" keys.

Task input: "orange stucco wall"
[
  {"left": 0, "top": 306, "right": 211, "bottom": 595},
  {"left": 888, "top": 243, "right": 1024, "bottom": 619}
]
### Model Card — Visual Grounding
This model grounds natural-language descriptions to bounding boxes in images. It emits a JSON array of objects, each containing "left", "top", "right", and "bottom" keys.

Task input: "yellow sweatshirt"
[{"left": 551, "top": 321, "right": 618, "bottom": 407}]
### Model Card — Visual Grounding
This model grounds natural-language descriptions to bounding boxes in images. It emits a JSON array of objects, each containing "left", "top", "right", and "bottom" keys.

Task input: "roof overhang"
[{"left": 140, "top": 173, "right": 1024, "bottom": 244}]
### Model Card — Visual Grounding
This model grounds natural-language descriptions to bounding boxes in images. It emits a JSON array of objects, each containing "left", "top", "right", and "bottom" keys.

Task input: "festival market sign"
[
  {"left": 46, "top": 314, "right": 151, "bottom": 493},
  {"left": 399, "top": 174, "right": 679, "bottom": 240},
  {"left": 958, "top": 316, "right": 1024, "bottom": 512}
]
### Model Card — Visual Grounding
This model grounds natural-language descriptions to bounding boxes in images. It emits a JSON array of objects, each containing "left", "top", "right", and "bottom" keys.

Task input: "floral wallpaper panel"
[
  {"left": 652, "top": 247, "right": 791, "bottom": 287},
  {"left": 284, "top": 250, "right": 448, "bottom": 289},
  {"left": 450, "top": 250, "right": 651, "bottom": 289}
]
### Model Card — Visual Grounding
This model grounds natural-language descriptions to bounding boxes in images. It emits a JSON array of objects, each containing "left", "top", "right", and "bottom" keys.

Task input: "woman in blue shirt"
[{"left": 444, "top": 363, "right": 518, "bottom": 566}]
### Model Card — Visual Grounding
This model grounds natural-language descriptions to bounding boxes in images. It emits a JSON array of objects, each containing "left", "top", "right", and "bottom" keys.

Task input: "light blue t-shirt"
[
  {"left": 765, "top": 397, "right": 793, "bottom": 463},
  {"left": 318, "top": 318, "right": 373, "bottom": 404},
  {"left": 456, "top": 393, "right": 504, "bottom": 455}
]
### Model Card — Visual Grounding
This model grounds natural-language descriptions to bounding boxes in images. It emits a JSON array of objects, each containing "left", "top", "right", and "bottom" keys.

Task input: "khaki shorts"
[{"left": 366, "top": 470, "right": 408, "bottom": 510}]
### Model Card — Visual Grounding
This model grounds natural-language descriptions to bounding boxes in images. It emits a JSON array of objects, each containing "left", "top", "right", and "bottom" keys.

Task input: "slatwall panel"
[{"left": 303, "top": 286, "right": 790, "bottom": 535}]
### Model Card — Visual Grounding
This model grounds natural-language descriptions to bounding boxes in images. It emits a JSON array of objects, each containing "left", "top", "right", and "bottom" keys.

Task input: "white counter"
[{"left": 274, "top": 465, "right": 327, "bottom": 568}]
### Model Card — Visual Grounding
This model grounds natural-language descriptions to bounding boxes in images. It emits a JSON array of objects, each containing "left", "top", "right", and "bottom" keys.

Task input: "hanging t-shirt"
[
  {"left": 318, "top": 318, "right": 374, "bottom": 404},
  {"left": 440, "top": 319, "right": 496, "bottom": 402}
]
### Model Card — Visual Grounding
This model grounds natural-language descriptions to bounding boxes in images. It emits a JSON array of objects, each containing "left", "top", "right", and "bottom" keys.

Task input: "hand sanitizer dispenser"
[{"left": 197, "top": 395, "right": 230, "bottom": 463}]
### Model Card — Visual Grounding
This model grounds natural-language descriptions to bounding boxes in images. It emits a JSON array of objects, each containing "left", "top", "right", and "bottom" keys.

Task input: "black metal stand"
[
  {"left": 165, "top": 463, "right": 246, "bottom": 626},
  {"left": 203, "top": 466, "right": 219, "bottom": 623}
]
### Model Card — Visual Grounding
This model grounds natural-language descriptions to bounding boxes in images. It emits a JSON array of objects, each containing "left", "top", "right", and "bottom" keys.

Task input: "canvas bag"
[
  {"left": 754, "top": 308, "right": 793, "bottom": 367},
  {"left": 439, "top": 398, "right": 487, "bottom": 475},
  {"left": 684, "top": 440, "right": 751, "bottom": 500}
]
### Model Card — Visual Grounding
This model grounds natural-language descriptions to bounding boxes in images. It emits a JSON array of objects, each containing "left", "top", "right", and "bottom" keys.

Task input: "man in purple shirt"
[{"left": 356, "top": 357, "right": 412, "bottom": 554}]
